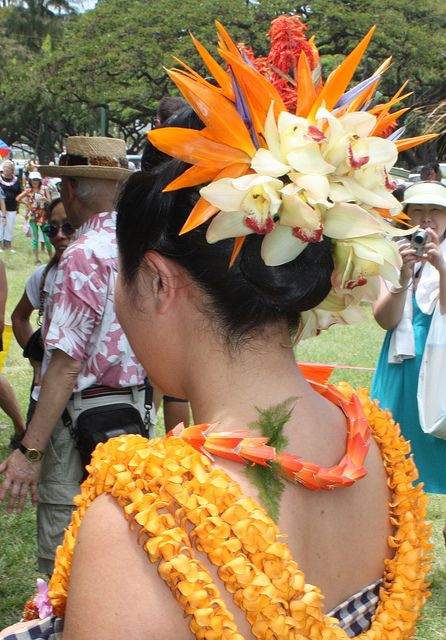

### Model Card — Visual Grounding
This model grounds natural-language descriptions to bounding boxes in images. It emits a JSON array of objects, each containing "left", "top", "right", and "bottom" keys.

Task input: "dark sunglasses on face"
[{"left": 43, "top": 222, "right": 75, "bottom": 238}]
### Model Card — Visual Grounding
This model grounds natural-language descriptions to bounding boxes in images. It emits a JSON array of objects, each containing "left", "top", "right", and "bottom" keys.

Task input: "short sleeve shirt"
[
  {"left": 25, "top": 264, "right": 57, "bottom": 310},
  {"left": 0, "top": 175, "right": 22, "bottom": 210},
  {"left": 43, "top": 210, "right": 145, "bottom": 392},
  {"left": 24, "top": 188, "right": 47, "bottom": 225}
]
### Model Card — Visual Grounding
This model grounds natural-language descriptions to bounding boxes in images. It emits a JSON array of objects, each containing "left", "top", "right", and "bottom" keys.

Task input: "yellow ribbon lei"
[{"left": 49, "top": 386, "right": 432, "bottom": 639}]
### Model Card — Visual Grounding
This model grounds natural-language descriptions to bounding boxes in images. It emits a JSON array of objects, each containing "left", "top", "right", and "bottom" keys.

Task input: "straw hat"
[
  {"left": 39, "top": 136, "right": 131, "bottom": 180},
  {"left": 402, "top": 181, "right": 446, "bottom": 209}
]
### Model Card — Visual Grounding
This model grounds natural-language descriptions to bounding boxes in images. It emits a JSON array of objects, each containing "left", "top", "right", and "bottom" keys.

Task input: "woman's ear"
[{"left": 143, "top": 251, "right": 182, "bottom": 314}]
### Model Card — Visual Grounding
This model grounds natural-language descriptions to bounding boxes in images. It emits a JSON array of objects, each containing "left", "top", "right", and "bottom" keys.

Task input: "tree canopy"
[{"left": 0, "top": 0, "right": 444, "bottom": 163}]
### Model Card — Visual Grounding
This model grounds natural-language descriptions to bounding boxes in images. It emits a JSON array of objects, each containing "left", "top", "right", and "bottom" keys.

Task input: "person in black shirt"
[{"left": 0, "top": 160, "right": 22, "bottom": 252}]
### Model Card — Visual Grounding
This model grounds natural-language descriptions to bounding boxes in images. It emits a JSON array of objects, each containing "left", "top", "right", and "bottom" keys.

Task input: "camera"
[{"left": 410, "top": 229, "right": 429, "bottom": 257}]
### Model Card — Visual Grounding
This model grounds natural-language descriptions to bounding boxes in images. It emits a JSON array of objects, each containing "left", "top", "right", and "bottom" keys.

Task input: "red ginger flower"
[{"left": 242, "top": 16, "right": 319, "bottom": 111}]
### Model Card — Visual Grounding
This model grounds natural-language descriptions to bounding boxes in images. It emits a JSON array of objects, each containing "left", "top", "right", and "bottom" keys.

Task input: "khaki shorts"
[{"left": 37, "top": 388, "right": 150, "bottom": 574}]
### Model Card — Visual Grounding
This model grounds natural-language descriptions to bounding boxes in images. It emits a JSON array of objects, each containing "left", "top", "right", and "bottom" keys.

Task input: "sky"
[{"left": 79, "top": 0, "right": 97, "bottom": 11}]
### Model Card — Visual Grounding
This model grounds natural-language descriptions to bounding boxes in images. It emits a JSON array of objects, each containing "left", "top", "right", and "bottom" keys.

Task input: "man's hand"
[{"left": 0, "top": 449, "right": 40, "bottom": 513}]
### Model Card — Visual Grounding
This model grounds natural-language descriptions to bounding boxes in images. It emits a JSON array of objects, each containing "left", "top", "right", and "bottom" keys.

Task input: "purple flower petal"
[
  {"left": 387, "top": 126, "right": 406, "bottom": 141},
  {"left": 34, "top": 579, "right": 54, "bottom": 619},
  {"left": 229, "top": 70, "right": 259, "bottom": 149},
  {"left": 335, "top": 74, "right": 382, "bottom": 109},
  {"left": 239, "top": 49, "right": 256, "bottom": 69}
]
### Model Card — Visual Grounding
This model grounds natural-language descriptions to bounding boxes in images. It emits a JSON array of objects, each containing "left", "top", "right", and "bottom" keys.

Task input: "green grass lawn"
[{"left": 0, "top": 217, "right": 445, "bottom": 635}]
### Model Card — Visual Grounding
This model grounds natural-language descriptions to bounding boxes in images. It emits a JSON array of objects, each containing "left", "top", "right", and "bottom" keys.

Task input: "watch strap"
[{"left": 18, "top": 442, "right": 44, "bottom": 461}]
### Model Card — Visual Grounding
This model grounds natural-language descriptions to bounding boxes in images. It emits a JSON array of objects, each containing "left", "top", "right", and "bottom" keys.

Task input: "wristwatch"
[{"left": 17, "top": 442, "right": 44, "bottom": 462}]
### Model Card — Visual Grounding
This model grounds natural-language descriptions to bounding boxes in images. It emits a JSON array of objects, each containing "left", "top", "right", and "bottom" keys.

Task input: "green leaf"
[{"left": 245, "top": 397, "right": 297, "bottom": 522}]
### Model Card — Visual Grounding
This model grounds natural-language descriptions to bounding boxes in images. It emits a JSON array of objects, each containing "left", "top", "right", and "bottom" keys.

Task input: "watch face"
[{"left": 26, "top": 448, "right": 42, "bottom": 462}]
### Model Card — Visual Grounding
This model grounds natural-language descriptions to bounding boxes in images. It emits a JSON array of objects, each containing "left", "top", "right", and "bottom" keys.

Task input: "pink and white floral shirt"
[{"left": 43, "top": 210, "right": 145, "bottom": 392}]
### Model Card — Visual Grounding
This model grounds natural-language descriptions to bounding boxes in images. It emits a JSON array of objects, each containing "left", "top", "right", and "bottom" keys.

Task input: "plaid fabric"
[
  {"left": 3, "top": 581, "right": 381, "bottom": 639},
  {"left": 328, "top": 579, "right": 382, "bottom": 637},
  {"left": 1, "top": 616, "right": 63, "bottom": 640}
]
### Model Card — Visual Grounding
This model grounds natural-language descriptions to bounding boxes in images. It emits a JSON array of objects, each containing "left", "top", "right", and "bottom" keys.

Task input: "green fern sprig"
[{"left": 245, "top": 397, "right": 297, "bottom": 522}]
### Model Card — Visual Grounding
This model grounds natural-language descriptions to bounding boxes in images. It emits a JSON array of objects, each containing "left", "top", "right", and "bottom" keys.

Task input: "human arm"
[
  {"left": 42, "top": 186, "right": 51, "bottom": 203},
  {"left": 15, "top": 189, "right": 28, "bottom": 205},
  {"left": 373, "top": 240, "right": 418, "bottom": 330},
  {"left": 63, "top": 494, "right": 192, "bottom": 640},
  {"left": 422, "top": 229, "right": 446, "bottom": 314},
  {"left": 12, "top": 291, "right": 42, "bottom": 385},
  {"left": 11, "top": 291, "right": 35, "bottom": 349},
  {"left": 0, "top": 196, "right": 5, "bottom": 216},
  {"left": 0, "top": 349, "right": 81, "bottom": 512}
]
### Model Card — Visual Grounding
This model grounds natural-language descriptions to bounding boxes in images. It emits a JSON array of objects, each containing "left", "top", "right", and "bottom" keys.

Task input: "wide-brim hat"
[
  {"left": 39, "top": 136, "right": 131, "bottom": 181},
  {"left": 402, "top": 180, "right": 446, "bottom": 209}
]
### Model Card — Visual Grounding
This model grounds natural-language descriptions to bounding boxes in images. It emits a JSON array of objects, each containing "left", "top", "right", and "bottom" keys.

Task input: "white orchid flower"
[
  {"left": 322, "top": 202, "right": 417, "bottom": 239},
  {"left": 288, "top": 173, "right": 332, "bottom": 208},
  {"left": 317, "top": 106, "right": 397, "bottom": 172},
  {"left": 332, "top": 174, "right": 401, "bottom": 210},
  {"left": 259, "top": 179, "right": 330, "bottom": 266},
  {"left": 297, "top": 295, "right": 366, "bottom": 341},
  {"left": 251, "top": 104, "right": 292, "bottom": 178},
  {"left": 202, "top": 174, "right": 283, "bottom": 243},
  {"left": 297, "top": 275, "right": 382, "bottom": 340},
  {"left": 315, "top": 106, "right": 399, "bottom": 210},
  {"left": 278, "top": 111, "right": 336, "bottom": 175},
  {"left": 251, "top": 105, "right": 336, "bottom": 177},
  {"left": 260, "top": 223, "right": 308, "bottom": 266},
  {"left": 317, "top": 107, "right": 375, "bottom": 170},
  {"left": 279, "top": 183, "right": 323, "bottom": 242},
  {"left": 332, "top": 236, "right": 402, "bottom": 290}
]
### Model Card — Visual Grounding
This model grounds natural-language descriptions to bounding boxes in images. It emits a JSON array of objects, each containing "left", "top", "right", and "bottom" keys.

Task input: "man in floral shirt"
[{"left": 0, "top": 137, "right": 154, "bottom": 573}]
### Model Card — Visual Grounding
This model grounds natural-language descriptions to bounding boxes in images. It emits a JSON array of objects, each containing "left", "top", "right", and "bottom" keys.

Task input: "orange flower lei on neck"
[{"left": 49, "top": 385, "right": 431, "bottom": 639}]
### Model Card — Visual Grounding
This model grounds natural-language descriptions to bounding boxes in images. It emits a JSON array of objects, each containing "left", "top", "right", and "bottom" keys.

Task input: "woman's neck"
[{"left": 184, "top": 323, "right": 310, "bottom": 431}]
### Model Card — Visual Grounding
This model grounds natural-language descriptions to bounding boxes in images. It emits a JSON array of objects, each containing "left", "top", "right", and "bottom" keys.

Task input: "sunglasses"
[{"left": 43, "top": 222, "right": 75, "bottom": 239}]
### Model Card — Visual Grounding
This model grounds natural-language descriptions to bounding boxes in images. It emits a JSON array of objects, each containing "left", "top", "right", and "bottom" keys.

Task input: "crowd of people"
[{"left": 0, "top": 19, "right": 444, "bottom": 640}]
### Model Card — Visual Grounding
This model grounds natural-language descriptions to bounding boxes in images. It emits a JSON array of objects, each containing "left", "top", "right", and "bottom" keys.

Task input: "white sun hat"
[{"left": 402, "top": 181, "right": 446, "bottom": 208}]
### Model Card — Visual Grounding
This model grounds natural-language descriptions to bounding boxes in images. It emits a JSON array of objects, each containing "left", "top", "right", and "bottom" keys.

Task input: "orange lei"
[
  {"left": 49, "top": 385, "right": 432, "bottom": 639},
  {"left": 168, "top": 384, "right": 371, "bottom": 490}
]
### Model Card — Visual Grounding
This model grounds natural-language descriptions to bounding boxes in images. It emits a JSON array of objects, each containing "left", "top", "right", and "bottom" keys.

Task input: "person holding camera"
[{"left": 372, "top": 181, "right": 446, "bottom": 495}]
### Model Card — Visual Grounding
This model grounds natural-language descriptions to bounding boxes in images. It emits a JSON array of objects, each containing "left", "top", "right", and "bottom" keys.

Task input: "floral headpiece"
[{"left": 148, "top": 18, "right": 436, "bottom": 338}]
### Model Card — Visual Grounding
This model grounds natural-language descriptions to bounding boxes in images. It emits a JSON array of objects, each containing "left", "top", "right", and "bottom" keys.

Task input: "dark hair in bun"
[{"left": 116, "top": 161, "right": 334, "bottom": 343}]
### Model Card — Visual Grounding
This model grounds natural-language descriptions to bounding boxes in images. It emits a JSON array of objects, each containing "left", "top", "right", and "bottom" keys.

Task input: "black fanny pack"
[
  {"left": 63, "top": 384, "right": 152, "bottom": 477},
  {"left": 23, "top": 328, "right": 44, "bottom": 362}
]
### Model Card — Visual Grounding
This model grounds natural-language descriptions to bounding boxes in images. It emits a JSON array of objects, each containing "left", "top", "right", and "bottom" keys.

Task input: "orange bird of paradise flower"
[{"left": 148, "top": 20, "right": 436, "bottom": 264}]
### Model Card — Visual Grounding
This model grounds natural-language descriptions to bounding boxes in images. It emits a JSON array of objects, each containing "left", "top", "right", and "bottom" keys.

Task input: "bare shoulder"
[{"left": 64, "top": 494, "right": 194, "bottom": 640}]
